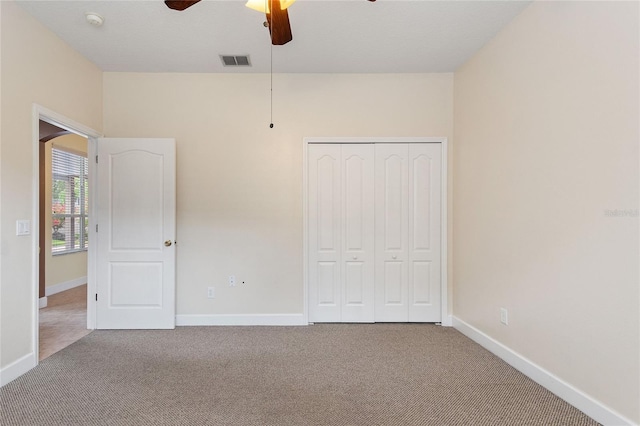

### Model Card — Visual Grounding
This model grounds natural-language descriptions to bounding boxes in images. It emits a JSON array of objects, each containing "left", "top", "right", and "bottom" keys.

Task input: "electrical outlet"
[
  {"left": 229, "top": 275, "right": 236, "bottom": 287},
  {"left": 500, "top": 308, "right": 509, "bottom": 325},
  {"left": 207, "top": 287, "right": 215, "bottom": 299}
]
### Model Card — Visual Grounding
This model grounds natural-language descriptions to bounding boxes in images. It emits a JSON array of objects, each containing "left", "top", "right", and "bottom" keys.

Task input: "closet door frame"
[{"left": 303, "top": 137, "right": 450, "bottom": 326}]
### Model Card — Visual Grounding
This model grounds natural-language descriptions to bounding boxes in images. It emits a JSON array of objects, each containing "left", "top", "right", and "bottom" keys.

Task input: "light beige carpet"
[{"left": 0, "top": 324, "right": 598, "bottom": 425}]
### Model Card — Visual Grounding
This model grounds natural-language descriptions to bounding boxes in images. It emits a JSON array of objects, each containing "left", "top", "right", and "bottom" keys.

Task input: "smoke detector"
[{"left": 85, "top": 12, "right": 104, "bottom": 27}]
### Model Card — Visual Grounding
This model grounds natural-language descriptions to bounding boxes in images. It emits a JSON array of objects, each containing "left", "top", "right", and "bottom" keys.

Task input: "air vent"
[{"left": 220, "top": 55, "right": 251, "bottom": 67}]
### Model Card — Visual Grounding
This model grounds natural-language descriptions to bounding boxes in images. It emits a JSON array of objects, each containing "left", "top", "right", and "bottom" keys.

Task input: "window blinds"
[{"left": 51, "top": 148, "right": 88, "bottom": 254}]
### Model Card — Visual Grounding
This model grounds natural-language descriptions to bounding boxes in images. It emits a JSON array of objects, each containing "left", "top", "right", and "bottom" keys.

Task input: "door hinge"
[
  {"left": 96, "top": 224, "right": 98, "bottom": 232},
  {"left": 95, "top": 155, "right": 98, "bottom": 163},
  {"left": 95, "top": 294, "right": 98, "bottom": 301}
]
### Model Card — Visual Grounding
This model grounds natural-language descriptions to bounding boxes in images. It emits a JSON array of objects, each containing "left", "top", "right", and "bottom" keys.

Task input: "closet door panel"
[
  {"left": 375, "top": 144, "right": 409, "bottom": 322},
  {"left": 308, "top": 145, "right": 341, "bottom": 322},
  {"left": 384, "top": 261, "right": 404, "bottom": 304},
  {"left": 317, "top": 261, "right": 339, "bottom": 305},
  {"left": 411, "top": 261, "right": 431, "bottom": 304},
  {"left": 341, "top": 144, "right": 374, "bottom": 322},
  {"left": 344, "top": 262, "right": 364, "bottom": 304},
  {"left": 408, "top": 144, "right": 441, "bottom": 322}
]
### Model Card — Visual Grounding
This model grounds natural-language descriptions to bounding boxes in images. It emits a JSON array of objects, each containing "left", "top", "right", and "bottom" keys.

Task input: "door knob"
[
  {"left": 352, "top": 256, "right": 358, "bottom": 260},
  {"left": 392, "top": 255, "right": 397, "bottom": 259},
  {"left": 164, "top": 240, "right": 173, "bottom": 247}
]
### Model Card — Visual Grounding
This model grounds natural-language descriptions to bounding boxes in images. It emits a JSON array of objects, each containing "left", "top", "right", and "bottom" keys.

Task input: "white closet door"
[
  {"left": 408, "top": 144, "right": 441, "bottom": 322},
  {"left": 309, "top": 145, "right": 342, "bottom": 322},
  {"left": 375, "top": 144, "right": 410, "bottom": 322},
  {"left": 341, "top": 144, "right": 374, "bottom": 322},
  {"left": 374, "top": 143, "right": 442, "bottom": 322},
  {"left": 309, "top": 142, "right": 441, "bottom": 324}
]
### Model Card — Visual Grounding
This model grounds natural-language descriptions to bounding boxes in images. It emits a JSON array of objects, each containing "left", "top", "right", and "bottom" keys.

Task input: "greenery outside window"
[{"left": 52, "top": 149, "right": 88, "bottom": 254}]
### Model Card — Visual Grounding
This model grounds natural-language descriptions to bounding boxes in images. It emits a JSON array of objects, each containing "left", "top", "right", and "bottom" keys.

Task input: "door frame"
[
  {"left": 31, "top": 105, "right": 102, "bottom": 360},
  {"left": 302, "top": 137, "right": 450, "bottom": 326}
]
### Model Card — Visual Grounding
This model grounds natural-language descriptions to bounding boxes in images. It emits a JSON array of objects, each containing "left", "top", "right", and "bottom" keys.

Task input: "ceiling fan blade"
[
  {"left": 164, "top": 0, "right": 202, "bottom": 11},
  {"left": 266, "top": 0, "right": 293, "bottom": 45}
]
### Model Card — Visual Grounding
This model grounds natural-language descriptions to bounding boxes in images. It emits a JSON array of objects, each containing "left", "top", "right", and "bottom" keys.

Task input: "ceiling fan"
[{"left": 164, "top": 0, "right": 377, "bottom": 46}]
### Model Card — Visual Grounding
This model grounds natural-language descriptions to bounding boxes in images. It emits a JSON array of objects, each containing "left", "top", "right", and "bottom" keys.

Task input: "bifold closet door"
[
  {"left": 308, "top": 144, "right": 374, "bottom": 322},
  {"left": 375, "top": 144, "right": 441, "bottom": 322}
]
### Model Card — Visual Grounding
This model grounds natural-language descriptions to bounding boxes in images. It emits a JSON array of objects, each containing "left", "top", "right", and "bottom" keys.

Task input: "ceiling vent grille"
[{"left": 220, "top": 55, "right": 251, "bottom": 67}]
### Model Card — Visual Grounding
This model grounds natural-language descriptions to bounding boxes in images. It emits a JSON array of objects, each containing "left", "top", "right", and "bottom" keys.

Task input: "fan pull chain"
[
  {"left": 269, "top": 0, "right": 274, "bottom": 128},
  {"left": 270, "top": 33, "right": 274, "bottom": 128}
]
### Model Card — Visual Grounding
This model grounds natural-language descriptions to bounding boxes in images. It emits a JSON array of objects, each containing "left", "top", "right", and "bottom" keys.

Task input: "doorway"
[
  {"left": 38, "top": 122, "right": 90, "bottom": 359},
  {"left": 32, "top": 105, "right": 101, "bottom": 363}
]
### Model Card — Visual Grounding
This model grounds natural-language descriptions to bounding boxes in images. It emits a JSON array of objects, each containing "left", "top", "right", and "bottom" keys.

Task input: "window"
[{"left": 52, "top": 149, "right": 88, "bottom": 254}]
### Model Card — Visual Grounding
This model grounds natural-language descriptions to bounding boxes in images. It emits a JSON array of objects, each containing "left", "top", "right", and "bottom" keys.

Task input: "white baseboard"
[
  {"left": 0, "top": 352, "right": 36, "bottom": 387},
  {"left": 39, "top": 297, "right": 48, "bottom": 309},
  {"left": 176, "top": 314, "right": 308, "bottom": 326},
  {"left": 453, "top": 316, "right": 635, "bottom": 426},
  {"left": 45, "top": 276, "right": 87, "bottom": 296}
]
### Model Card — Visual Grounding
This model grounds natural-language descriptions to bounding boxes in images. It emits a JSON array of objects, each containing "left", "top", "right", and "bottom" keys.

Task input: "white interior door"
[
  {"left": 375, "top": 144, "right": 409, "bottom": 322},
  {"left": 96, "top": 138, "right": 176, "bottom": 329}
]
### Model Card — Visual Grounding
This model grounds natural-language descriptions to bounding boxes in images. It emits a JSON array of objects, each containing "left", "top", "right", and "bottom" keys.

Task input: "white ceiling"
[{"left": 17, "top": 0, "right": 531, "bottom": 73}]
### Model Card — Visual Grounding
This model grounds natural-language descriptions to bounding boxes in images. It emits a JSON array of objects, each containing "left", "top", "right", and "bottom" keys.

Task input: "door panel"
[
  {"left": 375, "top": 144, "right": 409, "bottom": 322},
  {"left": 383, "top": 155, "right": 405, "bottom": 250},
  {"left": 344, "top": 155, "right": 365, "bottom": 251},
  {"left": 317, "top": 261, "right": 339, "bottom": 305},
  {"left": 96, "top": 138, "right": 176, "bottom": 329},
  {"left": 383, "top": 261, "right": 404, "bottom": 305},
  {"left": 408, "top": 144, "right": 441, "bottom": 322},
  {"left": 308, "top": 145, "right": 341, "bottom": 322},
  {"left": 344, "top": 261, "right": 364, "bottom": 304},
  {"left": 110, "top": 151, "right": 164, "bottom": 249},
  {"left": 309, "top": 144, "right": 374, "bottom": 323},
  {"left": 411, "top": 154, "right": 432, "bottom": 251},
  {"left": 317, "top": 155, "right": 339, "bottom": 252},
  {"left": 341, "top": 144, "right": 374, "bottom": 322},
  {"left": 411, "top": 261, "right": 431, "bottom": 304},
  {"left": 110, "top": 262, "right": 163, "bottom": 306}
]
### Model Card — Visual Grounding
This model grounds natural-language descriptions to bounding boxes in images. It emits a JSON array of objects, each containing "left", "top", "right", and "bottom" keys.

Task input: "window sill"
[{"left": 52, "top": 249, "right": 88, "bottom": 257}]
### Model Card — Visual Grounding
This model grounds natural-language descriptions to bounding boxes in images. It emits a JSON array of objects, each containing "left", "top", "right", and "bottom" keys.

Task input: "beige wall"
[
  {"left": 0, "top": 0, "right": 102, "bottom": 369},
  {"left": 45, "top": 134, "right": 88, "bottom": 290},
  {"left": 103, "top": 73, "right": 453, "bottom": 316},
  {"left": 453, "top": 1, "right": 639, "bottom": 422}
]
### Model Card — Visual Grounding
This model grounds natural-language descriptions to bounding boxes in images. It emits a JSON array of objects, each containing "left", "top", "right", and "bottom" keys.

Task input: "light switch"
[{"left": 16, "top": 220, "right": 31, "bottom": 236}]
